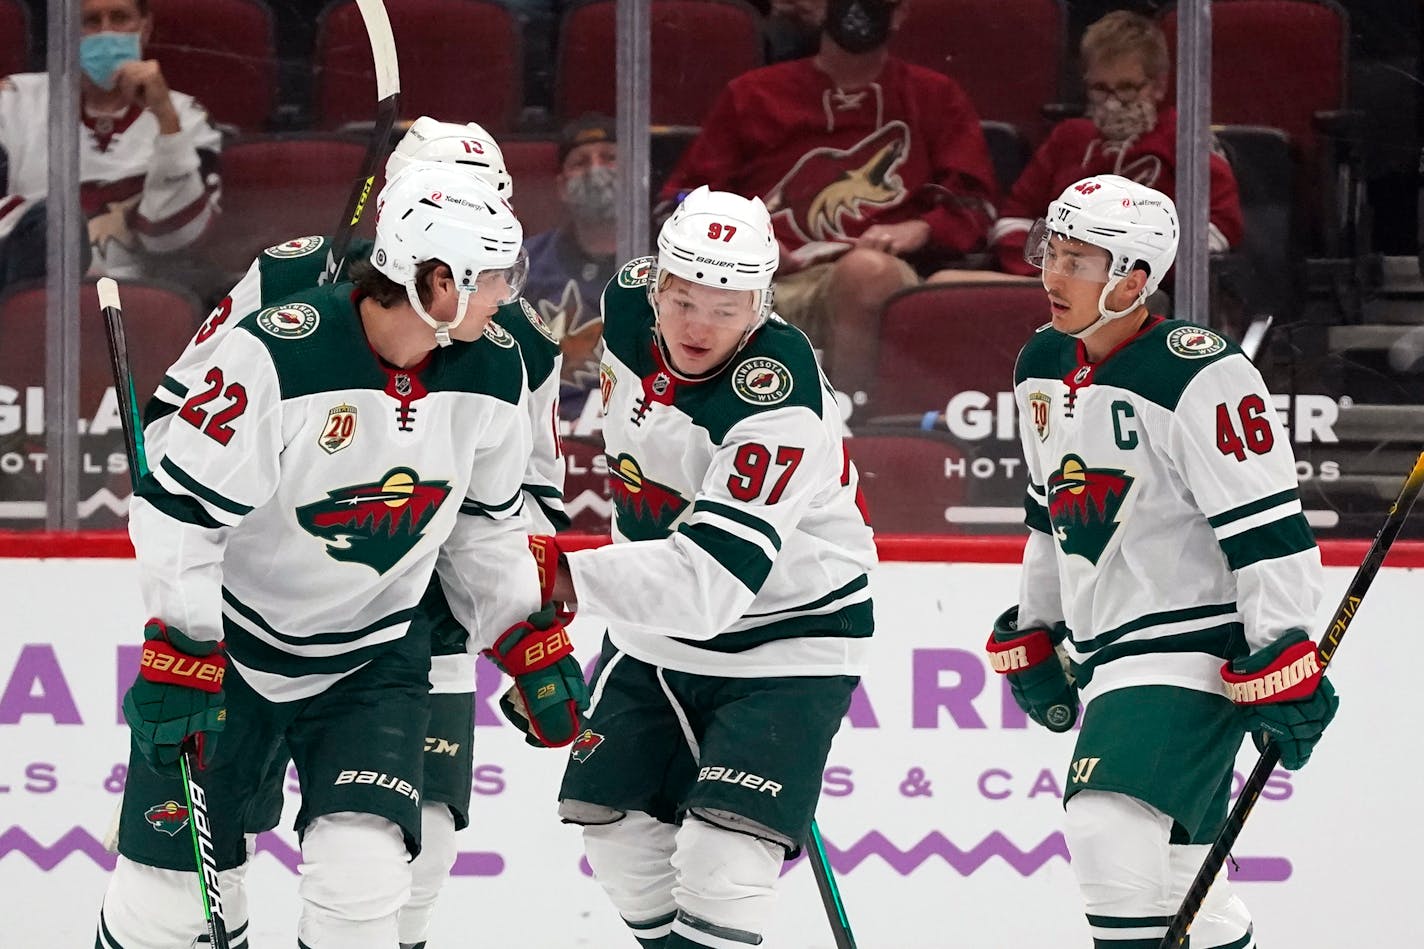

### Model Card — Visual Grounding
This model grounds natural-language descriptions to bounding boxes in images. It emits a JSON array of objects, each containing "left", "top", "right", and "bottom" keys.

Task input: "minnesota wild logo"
[
  {"left": 295, "top": 467, "right": 451, "bottom": 573},
  {"left": 144, "top": 800, "right": 190, "bottom": 836},
  {"left": 608, "top": 452, "right": 688, "bottom": 540},
  {"left": 1046, "top": 454, "right": 1134, "bottom": 564}
]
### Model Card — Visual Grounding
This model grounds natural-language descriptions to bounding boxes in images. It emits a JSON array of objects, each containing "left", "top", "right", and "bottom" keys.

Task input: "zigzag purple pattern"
[
  {"left": 0, "top": 826, "right": 117, "bottom": 872},
  {"left": 800, "top": 830, "right": 1070, "bottom": 876}
]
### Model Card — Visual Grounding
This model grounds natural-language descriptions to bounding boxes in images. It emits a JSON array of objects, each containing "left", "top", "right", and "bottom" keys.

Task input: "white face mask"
[{"left": 1089, "top": 97, "right": 1157, "bottom": 143}]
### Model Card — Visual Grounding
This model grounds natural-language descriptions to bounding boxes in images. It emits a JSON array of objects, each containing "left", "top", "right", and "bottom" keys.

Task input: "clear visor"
[
  {"left": 464, "top": 246, "right": 529, "bottom": 306},
  {"left": 1024, "top": 220, "right": 1113, "bottom": 282}
]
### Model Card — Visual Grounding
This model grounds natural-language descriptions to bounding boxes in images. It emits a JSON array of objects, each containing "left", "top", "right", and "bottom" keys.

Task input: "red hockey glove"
[
  {"left": 528, "top": 534, "right": 563, "bottom": 605},
  {"left": 485, "top": 606, "right": 588, "bottom": 748},
  {"left": 1222, "top": 629, "right": 1339, "bottom": 770}
]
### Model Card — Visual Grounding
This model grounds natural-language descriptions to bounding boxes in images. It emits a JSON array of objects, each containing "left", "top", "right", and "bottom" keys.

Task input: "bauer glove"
[
  {"left": 485, "top": 605, "right": 588, "bottom": 748},
  {"left": 986, "top": 606, "right": 1079, "bottom": 732},
  {"left": 1222, "top": 629, "right": 1339, "bottom": 770},
  {"left": 122, "top": 619, "right": 226, "bottom": 773},
  {"left": 528, "top": 533, "right": 563, "bottom": 605}
]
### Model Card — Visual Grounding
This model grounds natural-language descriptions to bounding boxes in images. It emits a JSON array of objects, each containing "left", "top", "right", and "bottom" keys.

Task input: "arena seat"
[
  {"left": 556, "top": 0, "right": 763, "bottom": 127},
  {"left": 844, "top": 429, "right": 976, "bottom": 534},
  {"left": 315, "top": 0, "right": 522, "bottom": 132},
  {"left": 888, "top": 0, "right": 1067, "bottom": 144},
  {"left": 500, "top": 137, "right": 563, "bottom": 237},
  {"left": 148, "top": 0, "right": 277, "bottom": 132},
  {"left": 0, "top": 0, "right": 30, "bottom": 78},
  {"left": 869, "top": 282, "right": 1047, "bottom": 420}
]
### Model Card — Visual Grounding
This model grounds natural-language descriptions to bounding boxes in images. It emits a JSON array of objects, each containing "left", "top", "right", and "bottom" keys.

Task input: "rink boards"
[{"left": 0, "top": 540, "right": 1419, "bottom": 947}]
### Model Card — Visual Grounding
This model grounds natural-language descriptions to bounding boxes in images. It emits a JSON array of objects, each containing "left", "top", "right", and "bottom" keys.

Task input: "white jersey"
[
  {"left": 1014, "top": 317, "right": 1323, "bottom": 705},
  {"left": 0, "top": 72, "right": 221, "bottom": 279},
  {"left": 564, "top": 258, "right": 877, "bottom": 678},
  {"left": 132, "top": 283, "right": 541, "bottom": 702}
]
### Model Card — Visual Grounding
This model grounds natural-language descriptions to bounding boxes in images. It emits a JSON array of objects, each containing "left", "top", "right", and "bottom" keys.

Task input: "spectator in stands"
[
  {"left": 0, "top": 0, "right": 221, "bottom": 291},
  {"left": 990, "top": 10, "right": 1242, "bottom": 276},
  {"left": 764, "top": 0, "right": 825, "bottom": 64},
  {"left": 523, "top": 113, "right": 619, "bottom": 425},
  {"left": 660, "top": 0, "right": 997, "bottom": 402}
]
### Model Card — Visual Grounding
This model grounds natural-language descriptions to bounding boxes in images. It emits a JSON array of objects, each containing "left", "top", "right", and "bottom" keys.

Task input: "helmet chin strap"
[
  {"left": 405, "top": 282, "right": 473, "bottom": 348},
  {"left": 1067, "top": 275, "right": 1146, "bottom": 340}
]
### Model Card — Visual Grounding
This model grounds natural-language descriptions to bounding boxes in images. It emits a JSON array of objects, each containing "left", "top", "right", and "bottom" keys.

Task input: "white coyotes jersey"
[
  {"left": 563, "top": 258, "right": 877, "bottom": 678},
  {"left": 1014, "top": 318, "right": 1323, "bottom": 705},
  {"left": 0, "top": 73, "right": 221, "bottom": 278},
  {"left": 132, "top": 284, "right": 541, "bottom": 702}
]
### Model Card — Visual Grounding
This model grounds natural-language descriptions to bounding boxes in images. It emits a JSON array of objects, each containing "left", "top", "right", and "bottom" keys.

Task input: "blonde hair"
[{"left": 1081, "top": 11, "right": 1170, "bottom": 82}]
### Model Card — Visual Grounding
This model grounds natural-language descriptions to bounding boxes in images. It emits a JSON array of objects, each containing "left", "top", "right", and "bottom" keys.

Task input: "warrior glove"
[
  {"left": 1222, "top": 629, "right": 1339, "bottom": 770},
  {"left": 122, "top": 619, "right": 226, "bottom": 773},
  {"left": 986, "top": 606, "right": 1079, "bottom": 733},
  {"left": 486, "top": 606, "right": 588, "bottom": 748}
]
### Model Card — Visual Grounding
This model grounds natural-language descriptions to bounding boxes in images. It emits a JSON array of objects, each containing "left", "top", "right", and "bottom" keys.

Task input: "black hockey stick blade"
[
  {"left": 96, "top": 277, "right": 147, "bottom": 481},
  {"left": 1159, "top": 448, "right": 1424, "bottom": 947},
  {"left": 807, "top": 819, "right": 858, "bottom": 949},
  {"left": 321, "top": 0, "right": 401, "bottom": 286},
  {"left": 96, "top": 279, "right": 229, "bottom": 948}
]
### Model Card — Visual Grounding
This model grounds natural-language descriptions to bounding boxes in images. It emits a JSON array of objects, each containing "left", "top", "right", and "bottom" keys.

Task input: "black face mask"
[{"left": 824, "top": 0, "right": 897, "bottom": 54}]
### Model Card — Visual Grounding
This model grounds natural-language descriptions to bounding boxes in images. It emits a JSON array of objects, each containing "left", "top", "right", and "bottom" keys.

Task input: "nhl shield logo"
[
  {"left": 569, "top": 729, "right": 606, "bottom": 763},
  {"left": 144, "top": 800, "right": 191, "bottom": 836},
  {"left": 1029, "top": 391, "right": 1051, "bottom": 441},
  {"left": 320, "top": 404, "right": 357, "bottom": 454}
]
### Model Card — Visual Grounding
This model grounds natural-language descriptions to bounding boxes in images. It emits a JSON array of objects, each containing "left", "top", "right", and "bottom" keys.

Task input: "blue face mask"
[{"left": 79, "top": 31, "right": 141, "bottom": 91}]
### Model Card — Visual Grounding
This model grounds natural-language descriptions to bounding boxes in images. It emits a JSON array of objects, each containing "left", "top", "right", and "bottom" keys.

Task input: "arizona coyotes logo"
[
  {"left": 608, "top": 452, "right": 688, "bottom": 540},
  {"left": 295, "top": 467, "right": 451, "bottom": 573},
  {"left": 766, "top": 122, "right": 910, "bottom": 244},
  {"left": 144, "top": 800, "right": 190, "bottom": 836},
  {"left": 1046, "top": 454, "right": 1134, "bottom": 564}
]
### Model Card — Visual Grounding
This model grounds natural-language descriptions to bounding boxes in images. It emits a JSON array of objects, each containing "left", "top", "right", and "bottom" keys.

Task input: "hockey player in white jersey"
[
  {"left": 138, "top": 116, "right": 567, "bottom": 949},
  {"left": 985, "top": 175, "right": 1339, "bottom": 948},
  {"left": 94, "top": 162, "right": 586, "bottom": 949},
  {"left": 528, "top": 186, "right": 877, "bottom": 948}
]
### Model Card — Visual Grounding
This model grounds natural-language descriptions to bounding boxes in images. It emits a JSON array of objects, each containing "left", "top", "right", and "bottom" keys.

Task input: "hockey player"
[
  {"left": 94, "top": 162, "right": 585, "bottom": 949},
  {"left": 113, "top": 119, "right": 571, "bottom": 949},
  {"left": 986, "top": 175, "right": 1339, "bottom": 948},
  {"left": 529, "top": 186, "right": 877, "bottom": 948}
]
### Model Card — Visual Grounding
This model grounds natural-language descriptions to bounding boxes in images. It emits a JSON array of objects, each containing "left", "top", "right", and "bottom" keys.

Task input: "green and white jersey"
[
  {"left": 132, "top": 282, "right": 542, "bottom": 703},
  {"left": 153, "top": 235, "right": 567, "bottom": 532},
  {"left": 1014, "top": 317, "right": 1323, "bottom": 704},
  {"left": 563, "top": 257, "right": 877, "bottom": 678}
]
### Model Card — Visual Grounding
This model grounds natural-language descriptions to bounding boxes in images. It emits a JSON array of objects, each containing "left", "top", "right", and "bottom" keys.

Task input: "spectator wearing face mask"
[
  {"left": 522, "top": 113, "right": 619, "bottom": 422},
  {"left": 0, "top": 0, "right": 222, "bottom": 289},
  {"left": 990, "top": 10, "right": 1242, "bottom": 276}
]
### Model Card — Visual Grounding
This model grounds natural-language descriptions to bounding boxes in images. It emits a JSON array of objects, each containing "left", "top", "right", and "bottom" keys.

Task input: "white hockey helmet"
[
  {"left": 385, "top": 116, "right": 513, "bottom": 199},
  {"left": 371, "top": 160, "right": 526, "bottom": 346},
  {"left": 1026, "top": 174, "right": 1179, "bottom": 338},
  {"left": 651, "top": 185, "right": 780, "bottom": 329}
]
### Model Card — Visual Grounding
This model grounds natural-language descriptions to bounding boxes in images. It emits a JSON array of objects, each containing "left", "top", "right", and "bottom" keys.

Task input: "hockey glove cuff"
[
  {"left": 528, "top": 534, "right": 563, "bottom": 606},
  {"left": 1222, "top": 629, "right": 1339, "bottom": 770},
  {"left": 486, "top": 606, "right": 589, "bottom": 748},
  {"left": 122, "top": 619, "right": 226, "bottom": 773},
  {"left": 986, "top": 606, "right": 1079, "bottom": 733}
]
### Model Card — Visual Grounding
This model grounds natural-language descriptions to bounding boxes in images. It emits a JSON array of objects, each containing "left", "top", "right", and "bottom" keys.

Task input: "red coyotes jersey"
[
  {"left": 0, "top": 73, "right": 221, "bottom": 279},
  {"left": 991, "top": 108, "right": 1243, "bottom": 275},
  {"left": 661, "top": 57, "right": 997, "bottom": 259}
]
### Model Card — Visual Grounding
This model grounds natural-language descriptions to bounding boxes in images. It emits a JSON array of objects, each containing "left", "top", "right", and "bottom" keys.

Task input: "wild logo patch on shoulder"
[
  {"left": 1166, "top": 326, "right": 1227, "bottom": 359},
  {"left": 732, "top": 357, "right": 793, "bottom": 405},
  {"left": 257, "top": 302, "right": 320, "bottom": 339},
  {"left": 616, "top": 256, "right": 655, "bottom": 288},
  {"left": 320, "top": 403, "right": 357, "bottom": 454},
  {"left": 263, "top": 235, "right": 325, "bottom": 259},
  {"left": 483, "top": 321, "right": 516, "bottom": 348},
  {"left": 521, "top": 298, "right": 559, "bottom": 343}
]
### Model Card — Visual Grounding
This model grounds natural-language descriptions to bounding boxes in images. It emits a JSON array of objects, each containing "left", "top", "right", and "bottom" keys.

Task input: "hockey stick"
[
  {"left": 807, "top": 818, "right": 858, "bottom": 949},
  {"left": 97, "top": 277, "right": 231, "bottom": 949},
  {"left": 320, "top": 0, "right": 401, "bottom": 286},
  {"left": 1159, "top": 447, "right": 1424, "bottom": 948}
]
